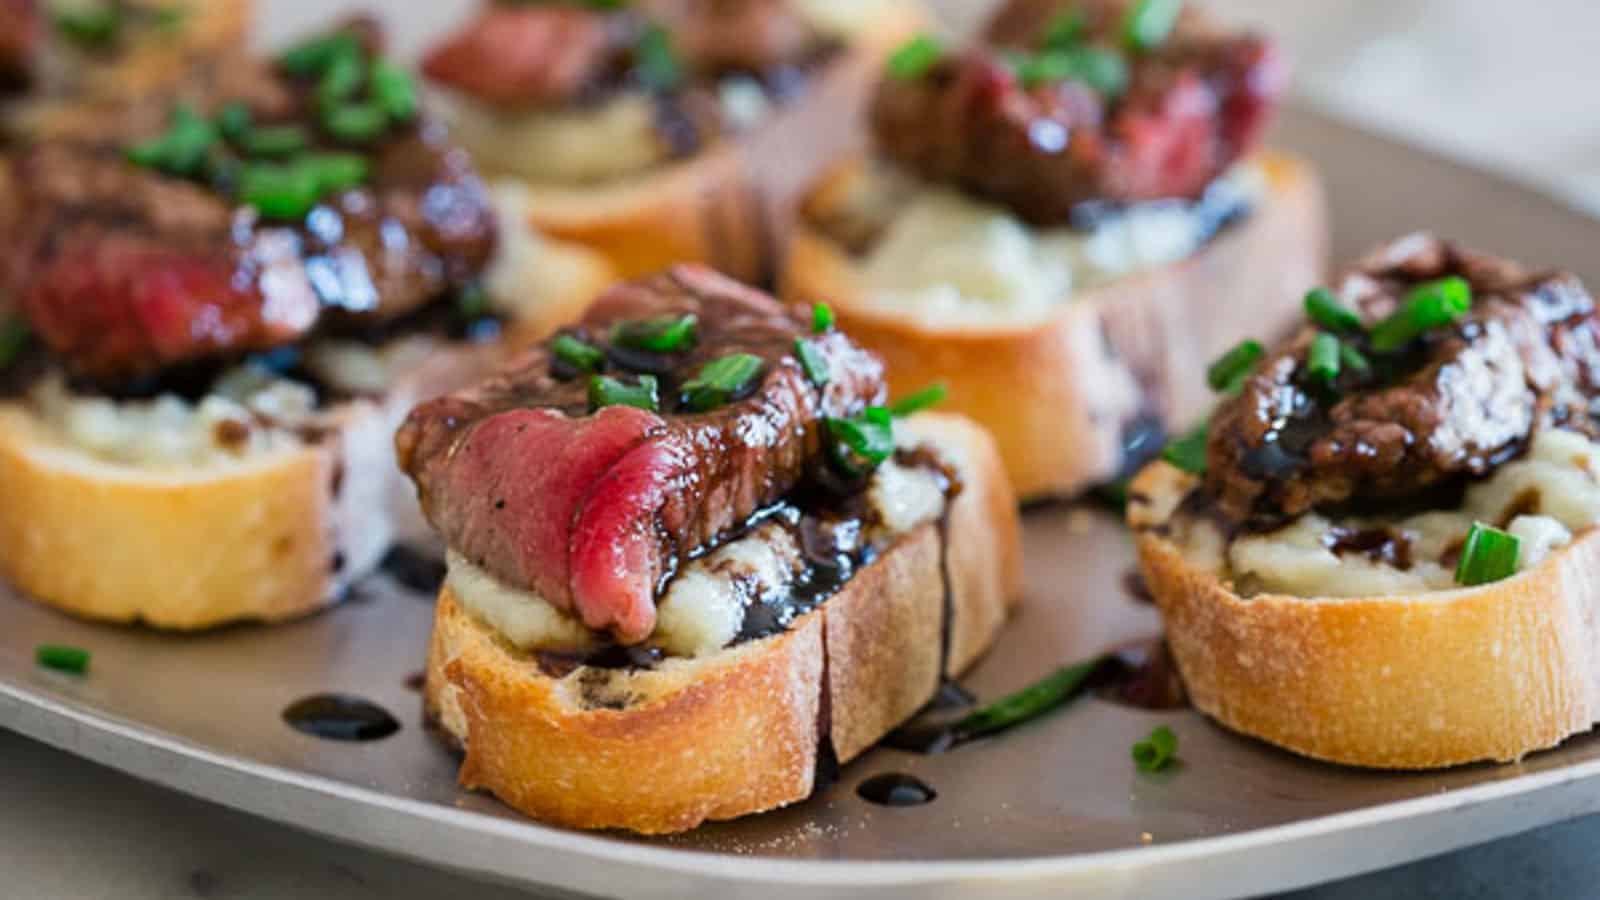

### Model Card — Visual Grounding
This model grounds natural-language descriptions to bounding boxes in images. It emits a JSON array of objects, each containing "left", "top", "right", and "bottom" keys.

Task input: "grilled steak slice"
[
  {"left": 1206, "top": 234, "right": 1600, "bottom": 529},
  {"left": 422, "top": 6, "right": 634, "bottom": 108},
  {"left": 0, "top": 28, "right": 497, "bottom": 382},
  {"left": 871, "top": 0, "right": 1284, "bottom": 224},
  {"left": 397, "top": 265, "right": 886, "bottom": 644},
  {"left": 0, "top": 0, "right": 37, "bottom": 90}
]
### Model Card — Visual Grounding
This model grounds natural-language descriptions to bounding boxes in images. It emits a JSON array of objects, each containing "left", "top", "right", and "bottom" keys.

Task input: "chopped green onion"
[
  {"left": 1307, "top": 332, "right": 1341, "bottom": 382},
  {"left": 889, "top": 383, "right": 947, "bottom": 417},
  {"left": 238, "top": 162, "right": 322, "bottom": 220},
  {"left": 36, "top": 643, "right": 90, "bottom": 675},
  {"left": 1304, "top": 286, "right": 1362, "bottom": 333},
  {"left": 1369, "top": 276, "right": 1473, "bottom": 353},
  {"left": 588, "top": 374, "right": 660, "bottom": 412},
  {"left": 954, "top": 656, "right": 1105, "bottom": 741},
  {"left": 794, "top": 338, "right": 830, "bottom": 387},
  {"left": 611, "top": 314, "right": 698, "bottom": 353},
  {"left": 0, "top": 318, "right": 31, "bottom": 369},
  {"left": 1339, "top": 341, "right": 1371, "bottom": 375},
  {"left": 299, "top": 152, "right": 369, "bottom": 193},
  {"left": 681, "top": 353, "right": 765, "bottom": 412},
  {"left": 635, "top": 24, "right": 682, "bottom": 92},
  {"left": 1132, "top": 725, "right": 1179, "bottom": 772},
  {"left": 370, "top": 59, "right": 418, "bottom": 122},
  {"left": 456, "top": 283, "right": 490, "bottom": 320},
  {"left": 241, "top": 124, "right": 310, "bottom": 158},
  {"left": 827, "top": 406, "right": 895, "bottom": 473},
  {"left": 1455, "top": 521, "right": 1520, "bottom": 587},
  {"left": 1162, "top": 422, "right": 1208, "bottom": 474},
  {"left": 215, "top": 102, "right": 254, "bottom": 141},
  {"left": 151, "top": 5, "right": 188, "bottom": 29},
  {"left": 323, "top": 102, "right": 387, "bottom": 143},
  {"left": 812, "top": 302, "right": 835, "bottom": 333},
  {"left": 55, "top": 7, "right": 121, "bottom": 47},
  {"left": 279, "top": 31, "right": 362, "bottom": 77},
  {"left": 1123, "top": 0, "right": 1184, "bottom": 51},
  {"left": 1206, "top": 339, "right": 1262, "bottom": 393},
  {"left": 1042, "top": 9, "right": 1087, "bottom": 50},
  {"left": 126, "top": 104, "right": 218, "bottom": 176},
  {"left": 552, "top": 334, "right": 605, "bottom": 374},
  {"left": 1017, "top": 46, "right": 1129, "bottom": 97},
  {"left": 887, "top": 35, "right": 943, "bottom": 80}
]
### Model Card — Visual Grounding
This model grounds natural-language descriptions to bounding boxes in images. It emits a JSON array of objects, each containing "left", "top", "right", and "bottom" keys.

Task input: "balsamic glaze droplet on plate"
[
  {"left": 283, "top": 694, "right": 401, "bottom": 741},
  {"left": 856, "top": 773, "right": 937, "bottom": 807}
]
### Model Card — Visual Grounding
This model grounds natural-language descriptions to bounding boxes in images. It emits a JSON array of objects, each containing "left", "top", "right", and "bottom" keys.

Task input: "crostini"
[
  {"left": 1130, "top": 233, "right": 1600, "bottom": 768},
  {"left": 420, "top": 0, "right": 919, "bottom": 304},
  {"left": 783, "top": 0, "right": 1327, "bottom": 502},
  {"left": 398, "top": 265, "right": 1022, "bottom": 833},
  {"left": 0, "top": 22, "right": 513, "bottom": 629}
]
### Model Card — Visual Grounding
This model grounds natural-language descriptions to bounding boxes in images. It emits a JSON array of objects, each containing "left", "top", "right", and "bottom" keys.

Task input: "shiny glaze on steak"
[
  {"left": 1206, "top": 234, "right": 1600, "bottom": 530},
  {"left": 397, "top": 265, "right": 886, "bottom": 644}
]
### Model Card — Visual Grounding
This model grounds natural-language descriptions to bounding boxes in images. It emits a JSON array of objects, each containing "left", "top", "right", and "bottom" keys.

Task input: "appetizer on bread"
[
  {"left": 783, "top": 0, "right": 1326, "bottom": 501},
  {"left": 421, "top": 0, "right": 919, "bottom": 296},
  {"left": 398, "top": 266, "right": 1022, "bottom": 833},
  {"left": 1130, "top": 233, "right": 1600, "bottom": 768},
  {"left": 0, "top": 22, "right": 508, "bottom": 629}
]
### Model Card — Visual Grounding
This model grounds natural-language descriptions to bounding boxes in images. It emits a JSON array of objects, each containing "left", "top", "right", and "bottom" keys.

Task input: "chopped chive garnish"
[
  {"left": 0, "top": 318, "right": 31, "bottom": 369},
  {"left": 1339, "top": 341, "right": 1371, "bottom": 374},
  {"left": 241, "top": 124, "right": 310, "bottom": 158},
  {"left": 238, "top": 162, "right": 322, "bottom": 220},
  {"left": 1369, "top": 276, "right": 1473, "bottom": 352},
  {"left": 1132, "top": 725, "right": 1179, "bottom": 772},
  {"left": 370, "top": 59, "right": 418, "bottom": 122},
  {"left": 889, "top": 383, "right": 947, "bottom": 417},
  {"left": 794, "top": 338, "right": 830, "bottom": 387},
  {"left": 552, "top": 334, "right": 605, "bottom": 374},
  {"left": 1123, "top": 0, "right": 1184, "bottom": 51},
  {"left": 280, "top": 31, "right": 362, "bottom": 77},
  {"left": 812, "top": 303, "right": 835, "bottom": 333},
  {"left": 55, "top": 7, "right": 121, "bottom": 47},
  {"left": 1042, "top": 9, "right": 1087, "bottom": 50},
  {"left": 455, "top": 283, "right": 490, "bottom": 320},
  {"left": 954, "top": 656, "right": 1106, "bottom": 741},
  {"left": 611, "top": 314, "right": 698, "bottom": 353},
  {"left": 152, "top": 5, "right": 188, "bottom": 29},
  {"left": 36, "top": 644, "right": 90, "bottom": 675},
  {"left": 887, "top": 35, "right": 943, "bottom": 80},
  {"left": 681, "top": 353, "right": 765, "bottom": 412},
  {"left": 216, "top": 102, "right": 254, "bottom": 141},
  {"left": 1307, "top": 332, "right": 1341, "bottom": 382},
  {"left": 300, "top": 152, "right": 369, "bottom": 193},
  {"left": 323, "top": 102, "right": 387, "bottom": 143},
  {"left": 827, "top": 406, "right": 895, "bottom": 473},
  {"left": 315, "top": 43, "right": 365, "bottom": 107},
  {"left": 1017, "top": 46, "right": 1129, "bottom": 96},
  {"left": 635, "top": 24, "right": 682, "bottom": 92},
  {"left": 1304, "top": 287, "right": 1362, "bottom": 333},
  {"left": 1206, "top": 339, "right": 1262, "bottom": 393},
  {"left": 1455, "top": 521, "right": 1520, "bottom": 586},
  {"left": 588, "top": 374, "right": 660, "bottom": 412},
  {"left": 1162, "top": 422, "right": 1208, "bottom": 474}
]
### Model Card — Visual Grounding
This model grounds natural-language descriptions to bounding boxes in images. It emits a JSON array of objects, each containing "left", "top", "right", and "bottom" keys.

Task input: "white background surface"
[{"left": 8, "top": 1, "right": 1600, "bottom": 897}]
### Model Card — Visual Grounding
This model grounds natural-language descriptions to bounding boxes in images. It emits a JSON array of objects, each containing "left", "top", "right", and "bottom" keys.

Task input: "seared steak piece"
[
  {"left": 647, "top": 0, "right": 822, "bottom": 74},
  {"left": 0, "top": 0, "right": 38, "bottom": 90},
  {"left": 0, "top": 27, "right": 497, "bottom": 382},
  {"left": 397, "top": 265, "right": 886, "bottom": 644},
  {"left": 871, "top": 0, "right": 1284, "bottom": 224},
  {"left": 1206, "top": 234, "right": 1600, "bottom": 529},
  {"left": 422, "top": 6, "right": 634, "bottom": 107}
]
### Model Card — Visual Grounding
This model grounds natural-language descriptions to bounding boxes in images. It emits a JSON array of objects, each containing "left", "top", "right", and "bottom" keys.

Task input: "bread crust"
[
  {"left": 0, "top": 344, "right": 495, "bottom": 629},
  {"left": 1129, "top": 461, "right": 1600, "bottom": 769},
  {"left": 469, "top": 5, "right": 919, "bottom": 286},
  {"left": 423, "top": 412, "right": 1021, "bottom": 833},
  {"left": 782, "top": 151, "right": 1328, "bottom": 502}
]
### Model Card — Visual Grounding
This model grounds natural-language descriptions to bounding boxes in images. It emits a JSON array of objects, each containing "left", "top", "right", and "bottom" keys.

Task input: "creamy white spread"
[
  {"left": 449, "top": 456, "right": 949, "bottom": 659},
  {"left": 437, "top": 91, "right": 673, "bottom": 185},
  {"left": 851, "top": 163, "right": 1266, "bottom": 328},
  {"left": 1183, "top": 428, "right": 1600, "bottom": 597}
]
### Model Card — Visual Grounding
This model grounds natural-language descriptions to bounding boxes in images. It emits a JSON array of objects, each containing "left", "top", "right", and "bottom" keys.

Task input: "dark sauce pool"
[
  {"left": 283, "top": 694, "right": 401, "bottom": 742},
  {"left": 857, "top": 773, "right": 937, "bottom": 807}
]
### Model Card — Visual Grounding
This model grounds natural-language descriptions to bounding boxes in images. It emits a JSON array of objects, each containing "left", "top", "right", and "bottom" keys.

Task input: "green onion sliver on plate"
[
  {"left": 1455, "top": 521, "right": 1520, "bottom": 586},
  {"left": 1369, "top": 275, "right": 1472, "bottom": 352},
  {"left": 954, "top": 655, "right": 1106, "bottom": 741},
  {"left": 36, "top": 644, "right": 90, "bottom": 675},
  {"left": 1132, "top": 724, "right": 1179, "bottom": 772}
]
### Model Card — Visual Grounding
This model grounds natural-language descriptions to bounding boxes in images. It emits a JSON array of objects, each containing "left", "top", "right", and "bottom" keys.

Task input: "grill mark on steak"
[
  {"left": 0, "top": 27, "right": 497, "bottom": 382},
  {"left": 870, "top": 0, "right": 1285, "bottom": 224},
  {"left": 1205, "top": 234, "right": 1600, "bottom": 530},
  {"left": 397, "top": 265, "right": 887, "bottom": 644}
]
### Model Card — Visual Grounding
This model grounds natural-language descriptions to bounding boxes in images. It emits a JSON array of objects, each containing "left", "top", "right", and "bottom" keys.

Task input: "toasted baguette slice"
[
  {"left": 0, "top": 343, "right": 493, "bottom": 630},
  {"left": 460, "top": 4, "right": 919, "bottom": 287},
  {"left": 423, "top": 412, "right": 1022, "bottom": 833},
  {"left": 1129, "top": 460, "right": 1600, "bottom": 769},
  {"left": 782, "top": 152, "right": 1327, "bottom": 502}
]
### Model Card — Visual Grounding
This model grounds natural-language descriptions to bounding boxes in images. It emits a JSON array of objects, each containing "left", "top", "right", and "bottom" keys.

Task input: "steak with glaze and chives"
[
  {"left": 396, "top": 265, "right": 887, "bottom": 644},
  {"left": 871, "top": 0, "right": 1284, "bottom": 225},
  {"left": 0, "top": 0, "right": 38, "bottom": 90},
  {"left": 0, "top": 24, "right": 497, "bottom": 382},
  {"left": 1205, "top": 235, "right": 1600, "bottom": 530}
]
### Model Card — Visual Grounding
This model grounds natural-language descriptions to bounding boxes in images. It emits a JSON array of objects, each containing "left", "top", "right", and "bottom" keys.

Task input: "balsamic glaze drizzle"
[{"left": 283, "top": 694, "right": 401, "bottom": 742}]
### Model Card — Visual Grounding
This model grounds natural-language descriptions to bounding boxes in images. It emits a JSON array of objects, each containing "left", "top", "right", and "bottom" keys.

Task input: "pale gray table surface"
[{"left": 9, "top": 1, "right": 1600, "bottom": 897}]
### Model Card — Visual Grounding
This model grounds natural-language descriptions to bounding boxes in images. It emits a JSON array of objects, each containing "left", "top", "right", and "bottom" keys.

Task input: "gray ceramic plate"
[{"left": 6, "top": 99, "right": 1600, "bottom": 900}]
